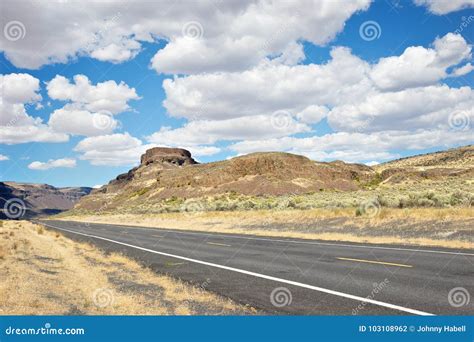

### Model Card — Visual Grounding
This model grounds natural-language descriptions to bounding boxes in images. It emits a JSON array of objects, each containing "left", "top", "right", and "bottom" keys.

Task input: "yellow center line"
[
  {"left": 206, "top": 242, "right": 231, "bottom": 247},
  {"left": 336, "top": 257, "right": 413, "bottom": 268},
  {"left": 152, "top": 235, "right": 164, "bottom": 238}
]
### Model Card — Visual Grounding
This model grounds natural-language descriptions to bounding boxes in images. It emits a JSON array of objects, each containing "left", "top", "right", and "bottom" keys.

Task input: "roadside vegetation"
[
  {"left": 0, "top": 220, "right": 254, "bottom": 315},
  {"left": 56, "top": 206, "right": 473, "bottom": 249},
  {"left": 55, "top": 176, "right": 473, "bottom": 249},
  {"left": 61, "top": 176, "right": 473, "bottom": 215}
]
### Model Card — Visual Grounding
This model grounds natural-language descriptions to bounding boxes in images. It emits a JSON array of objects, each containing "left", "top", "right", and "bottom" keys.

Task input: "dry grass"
[
  {"left": 58, "top": 207, "right": 474, "bottom": 249},
  {"left": 0, "top": 220, "right": 255, "bottom": 315}
]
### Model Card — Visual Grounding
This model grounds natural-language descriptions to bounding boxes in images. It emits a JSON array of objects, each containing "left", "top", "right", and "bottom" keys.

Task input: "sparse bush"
[
  {"left": 449, "top": 191, "right": 471, "bottom": 206},
  {"left": 133, "top": 187, "right": 150, "bottom": 197}
]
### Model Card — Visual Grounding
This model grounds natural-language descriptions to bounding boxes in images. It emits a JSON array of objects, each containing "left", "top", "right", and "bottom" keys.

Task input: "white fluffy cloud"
[
  {"left": 162, "top": 34, "right": 471, "bottom": 125},
  {"left": 147, "top": 115, "right": 310, "bottom": 146},
  {"left": 155, "top": 32, "right": 473, "bottom": 163},
  {"left": 28, "top": 158, "right": 76, "bottom": 170},
  {"left": 161, "top": 34, "right": 472, "bottom": 133},
  {"left": 150, "top": 0, "right": 371, "bottom": 74},
  {"left": 47, "top": 75, "right": 139, "bottom": 114},
  {"left": 163, "top": 47, "right": 371, "bottom": 121},
  {"left": 46, "top": 75, "right": 139, "bottom": 136},
  {"left": 2, "top": 2, "right": 473, "bottom": 167},
  {"left": 328, "top": 85, "right": 474, "bottom": 132},
  {"left": 370, "top": 33, "right": 472, "bottom": 90},
  {"left": 451, "top": 63, "right": 474, "bottom": 77},
  {"left": 0, "top": 154, "right": 9, "bottom": 161},
  {"left": 74, "top": 133, "right": 155, "bottom": 166},
  {"left": 48, "top": 107, "right": 119, "bottom": 136},
  {"left": 0, "top": 73, "right": 68, "bottom": 144},
  {"left": 229, "top": 129, "right": 474, "bottom": 163},
  {"left": 415, "top": 0, "right": 474, "bottom": 14},
  {"left": 0, "top": 1, "right": 370, "bottom": 73}
]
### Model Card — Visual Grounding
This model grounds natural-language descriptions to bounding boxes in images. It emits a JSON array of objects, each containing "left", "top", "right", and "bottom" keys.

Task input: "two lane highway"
[{"left": 39, "top": 220, "right": 474, "bottom": 315}]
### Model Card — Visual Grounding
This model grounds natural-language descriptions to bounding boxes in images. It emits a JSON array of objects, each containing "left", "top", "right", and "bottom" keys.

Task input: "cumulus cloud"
[
  {"left": 28, "top": 158, "right": 76, "bottom": 170},
  {"left": 414, "top": 0, "right": 474, "bottom": 14},
  {"left": 147, "top": 115, "right": 310, "bottom": 146},
  {"left": 229, "top": 129, "right": 474, "bottom": 163},
  {"left": 0, "top": 154, "right": 9, "bottom": 161},
  {"left": 0, "top": 1, "right": 370, "bottom": 72},
  {"left": 160, "top": 34, "right": 472, "bottom": 134},
  {"left": 162, "top": 47, "right": 371, "bottom": 121},
  {"left": 154, "top": 32, "right": 473, "bottom": 164},
  {"left": 47, "top": 74, "right": 140, "bottom": 114},
  {"left": 328, "top": 85, "right": 474, "bottom": 132},
  {"left": 74, "top": 133, "right": 155, "bottom": 166},
  {"left": 451, "top": 63, "right": 474, "bottom": 77},
  {"left": 0, "top": 73, "right": 68, "bottom": 144},
  {"left": 370, "top": 33, "right": 472, "bottom": 90},
  {"left": 150, "top": 0, "right": 371, "bottom": 74},
  {"left": 46, "top": 75, "right": 139, "bottom": 136},
  {"left": 48, "top": 107, "right": 119, "bottom": 136},
  {"left": 2, "top": 2, "right": 472, "bottom": 167},
  {"left": 296, "top": 105, "right": 329, "bottom": 124}
]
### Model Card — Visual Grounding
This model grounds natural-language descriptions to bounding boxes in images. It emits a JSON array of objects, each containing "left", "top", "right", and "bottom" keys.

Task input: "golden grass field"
[
  {"left": 0, "top": 220, "right": 254, "bottom": 315},
  {"left": 57, "top": 207, "right": 473, "bottom": 249}
]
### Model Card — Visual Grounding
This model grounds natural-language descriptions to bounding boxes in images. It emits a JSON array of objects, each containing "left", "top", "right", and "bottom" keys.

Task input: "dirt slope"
[{"left": 75, "top": 147, "right": 375, "bottom": 210}]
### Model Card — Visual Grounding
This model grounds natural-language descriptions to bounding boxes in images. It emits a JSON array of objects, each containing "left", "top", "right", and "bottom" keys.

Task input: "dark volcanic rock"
[{"left": 140, "top": 147, "right": 197, "bottom": 166}]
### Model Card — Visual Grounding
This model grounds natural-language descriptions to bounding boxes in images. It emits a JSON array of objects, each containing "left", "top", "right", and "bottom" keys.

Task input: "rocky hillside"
[
  {"left": 75, "top": 147, "right": 377, "bottom": 210},
  {"left": 375, "top": 145, "right": 474, "bottom": 185},
  {"left": 70, "top": 145, "right": 473, "bottom": 213},
  {"left": 0, "top": 182, "right": 92, "bottom": 219}
]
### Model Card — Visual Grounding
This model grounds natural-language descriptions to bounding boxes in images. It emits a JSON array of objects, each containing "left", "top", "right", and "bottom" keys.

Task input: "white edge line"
[
  {"left": 42, "top": 222, "right": 434, "bottom": 316},
  {"left": 49, "top": 220, "right": 474, "bottom": 257}
]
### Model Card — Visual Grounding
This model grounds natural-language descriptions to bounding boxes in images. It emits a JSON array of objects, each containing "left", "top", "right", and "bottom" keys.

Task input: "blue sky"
[{"left": 1, "top": 0, "right": 473, "bottom": 187}]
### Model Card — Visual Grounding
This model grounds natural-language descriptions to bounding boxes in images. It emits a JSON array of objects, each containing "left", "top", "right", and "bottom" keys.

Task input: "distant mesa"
[
  {"left": 140, "top": 147, "right": 197, "bottom": 167},
  {"left": 75, "top": 146, "right": 381, "bottom": 211},
  {"left": 0, "top": 182, "right": 92, "bottom": 219},
  {"left": 73, "top": 144, "right": 473, "bottom": 213}
]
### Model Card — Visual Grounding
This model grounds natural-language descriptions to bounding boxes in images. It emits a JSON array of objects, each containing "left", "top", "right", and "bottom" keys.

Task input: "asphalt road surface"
[{"left": 38, "top": 220, "right": 474, "bottom": 315}]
